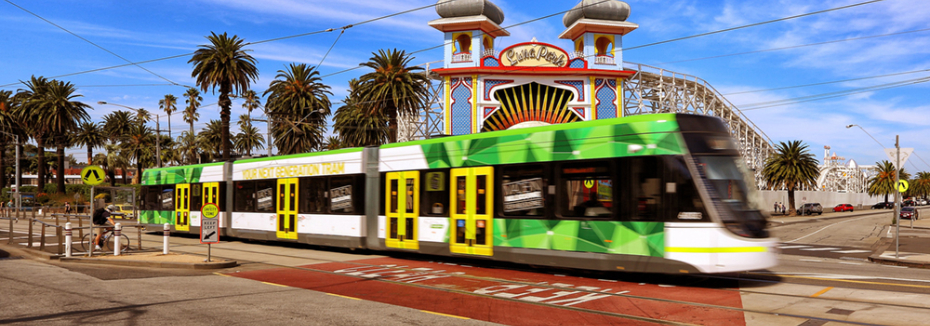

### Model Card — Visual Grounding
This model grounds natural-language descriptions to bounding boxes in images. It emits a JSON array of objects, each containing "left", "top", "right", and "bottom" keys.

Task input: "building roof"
[
  {"left": 563, "top": 0, "right": 631, "bottom": 27},
  {"left": 435, "top": 0, "right": 504, "bottom": 25}
]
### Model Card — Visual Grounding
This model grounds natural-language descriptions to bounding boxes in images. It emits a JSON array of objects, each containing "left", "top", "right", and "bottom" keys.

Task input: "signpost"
[
  {"left": 200, "top": 203, "right": 220, "bottom": 262},
  {"left": 80, "top": 166, "right": 105, "bottom": 257}
]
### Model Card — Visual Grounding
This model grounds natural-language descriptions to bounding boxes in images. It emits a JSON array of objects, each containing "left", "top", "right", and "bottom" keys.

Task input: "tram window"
[
  {"left": 390, "top": 179, "right": 399, "bottom": 214},
  {"left": 218, "top": 183, "right": 227, "bottom": 211},
  {"left": 664, "top": 156, "right": 707, "bottom": 221},
  {"left": 160, "top": 186, "right": 174, "bottom": 211},
  {"left": 255, "top": 180, "right": 276, "bottom": 213},
  {"left": 558, "top": 161, "right": 614, "bottom": 218},
  {"left": 143, "top": 186, "right": 158, "bottom": 210},
  {"left": 421, "top": 170, "right": 449, "bottom": 216},
  {"left": 405, "top": 178, "right": 415, "bottom": 214},
  {"left": 190, "top": 184, "right": 203, "bottom": 211},
  {"left": 500, "top": 164, "right": 548, "bottom": 217},
  {"left": 234, "top": 181, "right": 255, "bottom": 212},
  {"left": 622, "top": 157, "right": 663, "bottom": 221},
  {"left": 300, "top": 177, "right": 328, "bottom": 214},
  {"left": 330, "top": 176, "right": 355, "bottom": 214}
]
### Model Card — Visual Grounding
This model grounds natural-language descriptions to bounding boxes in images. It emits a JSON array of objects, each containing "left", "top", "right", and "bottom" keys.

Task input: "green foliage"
[
  {"left": 334, "top": 78, "right": 388, "bottom": 147},
  {"left": 263, "top": 63, "right": 331, "bottom": 154},
  {"left": 36, "top": 192, "right": 50, "bottom": 204},
  {"left": 43, "top": 183, "right": 57, "bottom": 194},
  {"left": 763, "top": 140, "right": 820, "bottom": 215},
  {"left": 868, "top": 160, "right": 910, "bottom": 202},
  {"left": 356, "top": 49, "right": 428, "bottom": 143}
]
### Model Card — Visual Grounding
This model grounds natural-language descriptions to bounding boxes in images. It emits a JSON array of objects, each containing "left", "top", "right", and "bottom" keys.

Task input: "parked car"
[
  {"left": 900, "top": 207, "right": 919, "bottom": 220},
  {"left": 872, "top": 202, "right": 894, "bottom": 209},
  {"left": 797, "top": 203, "right": 823, "bottom": 215},
  {"left": 919, "top": 199, "right": 928, "bottom": 206},
  {"left": 833, "top": 204, "right": 854, "bottom": 212}
]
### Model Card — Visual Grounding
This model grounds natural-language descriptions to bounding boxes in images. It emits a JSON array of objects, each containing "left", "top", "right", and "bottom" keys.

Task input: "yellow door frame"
[
  {"left": 450, "top": 167, "right": 493, "bottom": 256},
  {"left": 276, "top": 178, "right": 298, "bottom": 239},
  {"left": 175, "top": 184, "right": 190, "bottom": 232},
  {"left": 385, "top": 171, "right": 420, "bottom": 250}
]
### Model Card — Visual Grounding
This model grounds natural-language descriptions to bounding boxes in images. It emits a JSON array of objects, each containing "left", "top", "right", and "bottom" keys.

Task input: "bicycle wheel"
[
  {"left": 106, "top": 234, "right": 131, "bottom": 252},
  {"left": 80, "top": 233, "right": 93, "bottom": 252}
]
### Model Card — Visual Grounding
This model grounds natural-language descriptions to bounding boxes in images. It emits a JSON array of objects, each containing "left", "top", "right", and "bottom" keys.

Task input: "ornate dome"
[
  {"left": 563, "top": 0, "right": 631, "bottom": 27},
  {"left": 436, "top": 0, "right": 505, "bottom": 25}
]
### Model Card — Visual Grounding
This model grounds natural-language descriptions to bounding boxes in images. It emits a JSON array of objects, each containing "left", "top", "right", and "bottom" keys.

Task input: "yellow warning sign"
[
  {"left": 202, "top": 203, "right": 219, "bottom": 219},
  {"left": 81, "top": 165, "right": 105, "bottom": 186},
  {"left": 898, "top": 180, "right": 909, "bottom": 193},
  {"left": 584, "top": 180, "right": 595, "bottom": 189}
]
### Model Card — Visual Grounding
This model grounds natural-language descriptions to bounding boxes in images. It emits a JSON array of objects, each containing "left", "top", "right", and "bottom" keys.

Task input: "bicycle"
[{"left": 80, "top": 226, "right": 131, "bottom": 252}]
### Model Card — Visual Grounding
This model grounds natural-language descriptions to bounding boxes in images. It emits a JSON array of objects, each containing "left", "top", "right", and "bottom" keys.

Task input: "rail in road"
[{"left": 119, "top": 232, "right": 930, "bottom": 326}]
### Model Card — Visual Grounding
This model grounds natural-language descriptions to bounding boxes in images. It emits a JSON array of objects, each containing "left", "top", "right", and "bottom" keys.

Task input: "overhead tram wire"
[
  {"left": 0, "top": 0, "right": 459, "bottom": 88},
  {"left": 624, "top": 0, "right": 889, "bottom": 51},
  {"left": 739, "top": 75, "right": 930, "bottom": 111},
  {"left": 3, "top": 0, "right": 188, "bottom": 88},
  {"left": 723, "top": 68, "right": 930, "bottom": 96},
  {"left": 658, "top": 27, "right": 930, "bottom": 65}
]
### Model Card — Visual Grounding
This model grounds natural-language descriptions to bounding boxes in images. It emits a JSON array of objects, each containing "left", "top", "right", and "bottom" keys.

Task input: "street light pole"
[{"left": 895, "top": 135, "right": 900, "bottom": 258}]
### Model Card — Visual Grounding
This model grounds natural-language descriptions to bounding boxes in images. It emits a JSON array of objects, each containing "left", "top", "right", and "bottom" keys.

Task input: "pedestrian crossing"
[{"left": 777, "top": 243, "right": 873, "bottom": 259}]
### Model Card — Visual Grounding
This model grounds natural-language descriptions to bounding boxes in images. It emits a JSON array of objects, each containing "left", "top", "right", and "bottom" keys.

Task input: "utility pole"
[{"left": 895, "top": 135, "right": 900, "bottom": 258}]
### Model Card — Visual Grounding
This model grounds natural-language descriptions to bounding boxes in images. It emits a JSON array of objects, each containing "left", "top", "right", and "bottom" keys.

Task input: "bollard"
[
  {"left": 114, "top": 223, "right": 122, "bottom": 256},
  {"left": 56, "top": 226, "right": 63, "bottom": 255},
  {"left": 27, "top": 218, "right": 33, "bottom": 248},
  {"left": 163, "top": 223, "right": 170, "bottom": 254},
  {"left": 65, "top": 223, "right": 72, "bottom": 257},
  {"left": 40, "top": 224, "right": 46, "bottom": 251}
]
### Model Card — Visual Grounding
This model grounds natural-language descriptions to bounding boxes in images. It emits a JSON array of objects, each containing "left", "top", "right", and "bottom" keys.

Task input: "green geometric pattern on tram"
[
  {"left": 421, "top": 120, "right": 684, "bottom": 169},
  {"left": 493, "top": 219, "right": 664, "bottom": 257},
  {"left": 140, "top": 210, "right": 173, "bottom": 225},
  {"left": 141, "top": 166, "right": 204, "bottom": 185}
]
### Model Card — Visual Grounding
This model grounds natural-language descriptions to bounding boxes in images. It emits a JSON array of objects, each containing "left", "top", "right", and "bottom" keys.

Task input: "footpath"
[
  {"left": 0, "top": 213, "right": 235, "bottom": 269},
  {"left": 769, "top": 207, "right": 930, "bottom": 269}
]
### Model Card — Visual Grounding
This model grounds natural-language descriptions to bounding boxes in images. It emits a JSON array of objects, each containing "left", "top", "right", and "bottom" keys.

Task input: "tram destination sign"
[
  {"left": 200, "top": 203, "right": 220, "bottom": 244},
  {"left": 502, "top": 178, "right": 544, "bottom": 212}
]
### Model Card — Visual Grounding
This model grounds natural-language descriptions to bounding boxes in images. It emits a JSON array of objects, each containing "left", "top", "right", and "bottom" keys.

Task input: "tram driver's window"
[
  {"left": 421, "top": 170, "right": 449, "bottom": 216},
  {"left": 500, "top": 165, "right": 547, "bottom": 217},
  {"left": 559, "top": 161, "right": 614, "bottom": 218}
]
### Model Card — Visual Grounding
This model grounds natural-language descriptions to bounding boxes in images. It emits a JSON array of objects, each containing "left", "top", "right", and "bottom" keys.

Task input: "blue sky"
[{"left": 2, "top": 0, "right": 928, "bottom": 172}]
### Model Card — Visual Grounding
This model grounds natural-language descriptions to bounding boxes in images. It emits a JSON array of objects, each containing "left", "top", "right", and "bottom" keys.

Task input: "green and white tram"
[{"left": 139, "top": 113, "right": 777, "bottom": 273}]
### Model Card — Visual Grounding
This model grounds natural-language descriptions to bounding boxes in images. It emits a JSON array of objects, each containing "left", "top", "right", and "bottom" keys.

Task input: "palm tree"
[
  {"left": 356, "top": 49, "right": 428, "bottom": 143},
  {"left": 14, "top": 76, "right": 53, "bottom": 191},
  {"left": 0, "top": 90, "right": 12, "bottom": 188},
  {"left": 72, "top": 122, "right": 106, "bottom": 165},
  {"left": 324, "top": 136, "right": 343, "bottom": 151},
  {"left": 263, "top": 63, "right": 332, "bottom": 154},
  {"left": 189, "top": 32, "right": 259, "bottom": 161},
  {"left": 241, "top": 89, "right": 261, "bottom": 120},
  {"left": 198, "top": 119, "right": 225, "bottom": 160},
  {"left": 102, "top": 111, "right": 133, "bottom": 186},
  {"left": 762, "top": 140, "right": 820, "bottom": 216},
  {"left": 334, "top": 79, "right": 388, "bottom": 147},
  {"left": 104, "top": 143, "right": 130, "bottom": 186},
  {"left": 36, "top": 80, "right": 90, "bottom": 193},
  {"left": 235, "top": 114, "right": 264, "bottom": 157},
  {"left": 123, "top": 123, "right": 155, "bottom": 182},
  {"left": 159, "top": 94, "right": 178, "bottom": 139},
  {"left": 913, "top": 172, "right": 930, "bottom": 200},
  {"left": 183, "top": 88, "right": 202, "bottom": 135},
  {"left": 134, "top": 108, "right": 152, "bottom": 125},
  {"left": 869, "top": 160, "right": 911, "bottom": 203},
  {"left": 176, "top": 131, "right": 201, "bottom": 164}
]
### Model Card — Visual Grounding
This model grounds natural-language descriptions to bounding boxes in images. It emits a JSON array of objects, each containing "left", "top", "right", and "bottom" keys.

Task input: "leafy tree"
[
  {"left": 134, "top": 108, "right": 152, "bottom": 125},
  {"left": 263, "top": 63, "right": 331, "bottom": 154},
  {"left": 356, "top": 49, "right": 428, "bottom": 143},
  {"left": 0, "top": 90, "right": 12, "bottom": 188},
  {"left": 13, "top": 76, "right": 58, "bottom": 191},
  {"left": 123, "top": 123, "right": 155, "bottom": 182},
  {"left": 869, "top": 160, "right": 910, "bottom": 203},
  {"left": 176, "top": 131, "right": 201, "bottom": 165},
  {"left": 197, "top": 119, "right": 225, "bottom": 160},
  {"left": 334, "top": 78, "right": 388, "bottom": 147},
  {"left": 913, "top": 172, "right": 930, "bottom": 200},
  {"left": 762, "top": 140, "right": 820, "bottom": 216},
  {"left": 102, "top": 111, "right": 133, "bottom": 186},
  {"left": 235, "top": 114, "right": 264, "bottom": 157},
  {"left": 72, "top": 122, "right": 106, "bottom": 166},
  {"left": 189, "top": 32, "right": 259, "bottom": 161},
  {"left": 324, "top": 136, "right": 343, "bottom": 151},
  {"left": 159, "top": 94, "right": 178, "bottom": 139}
]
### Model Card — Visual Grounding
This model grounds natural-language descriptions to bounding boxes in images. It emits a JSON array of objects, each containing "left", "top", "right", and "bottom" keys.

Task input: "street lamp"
[
  {"left": 98, "top": 101, "right": 162, "bottom": 168},
  {"left": 845, "top": 124, "right": 885, "bottom": 148},
  {"left": 847, "top": 123, "right": 904, "bottom": 257}
]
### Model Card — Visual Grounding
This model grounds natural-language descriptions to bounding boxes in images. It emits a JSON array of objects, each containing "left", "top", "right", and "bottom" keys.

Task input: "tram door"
[
  {"left": 202, "top": 182, "right": 219, "bottom": 227},
  {"left": 174, "top": 184, "right": 190, "bottom": 232},
  {"left": 385, "top": 171, "right": 419, "bottom": 250},
  {"left": 450, "top": 167, "right": 493, "bottom": 256},
  {"left": 276, "top": 178, "right": 298, "bottom": 240}
]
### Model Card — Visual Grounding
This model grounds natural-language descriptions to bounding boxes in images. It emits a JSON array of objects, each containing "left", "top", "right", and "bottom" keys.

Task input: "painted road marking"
[
  {"left": 778, "top": 245, "right": 811, "bottom": 249},
  {"left": 810, "top": 287, "right": 833, "bottom": 297},
  {"left": 800, "top": 259, "right": 823, "bottom": 262},
  {"left": 758, "top": 274, "right": 930, "bottom": 289},
  {"left": 800, "top": 247, "right": 841, "bottom": 251},
  {"left": 832, "top": 250, "right": 871, "bottom": 254},
  {"left": 421, "top": 310, "right": 470, "bottom": 319},
  {"left": 261, "top": 281, "right": 289, "bottom": 287},
  {"left": 213, "top": 272, "right": 232, "bottom": 277},
  {"left": 327, "top": 293, "right": 361, "bottom": 300}
]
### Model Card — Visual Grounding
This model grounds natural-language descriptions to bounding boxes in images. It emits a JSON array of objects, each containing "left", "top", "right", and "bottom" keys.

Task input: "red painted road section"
[{"left": 231, "top": 257, "right": 746, "bottom": 325}]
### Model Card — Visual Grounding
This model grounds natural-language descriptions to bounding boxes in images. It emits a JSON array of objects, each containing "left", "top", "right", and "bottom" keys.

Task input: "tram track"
[{"left": 132, "top": 235, "right": 925, "bottom": 325}]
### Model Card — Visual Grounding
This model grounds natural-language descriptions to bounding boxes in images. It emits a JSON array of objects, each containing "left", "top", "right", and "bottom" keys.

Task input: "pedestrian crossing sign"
[{"left": 80, "top": 166, "right": 105, "bottom": 186}]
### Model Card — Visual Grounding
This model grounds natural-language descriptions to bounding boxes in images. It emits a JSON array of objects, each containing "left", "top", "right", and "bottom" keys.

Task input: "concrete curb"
[
  {"left": 58, "top": 256, "right": 238, "bottom": 269},
  {"left": 868, "top": 236, "right": 930, "bottom": 269},
  {"left": 0, "top": 243, "right": 59, "bottom": 261}
]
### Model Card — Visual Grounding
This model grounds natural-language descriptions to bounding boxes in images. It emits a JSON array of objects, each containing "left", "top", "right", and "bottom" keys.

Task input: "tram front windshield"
[{"left": 695, "top": 155, "right": 768, "bottom": 238}]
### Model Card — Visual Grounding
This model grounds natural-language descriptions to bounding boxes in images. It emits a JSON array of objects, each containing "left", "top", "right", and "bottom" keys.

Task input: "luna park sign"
[{"left": 500, "top": 43, "right": 568, "bottom": 68}]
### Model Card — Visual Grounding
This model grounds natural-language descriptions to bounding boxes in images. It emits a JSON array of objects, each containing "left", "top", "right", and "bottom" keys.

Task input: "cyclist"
[{"left": 92, "top": 205, "right": 117, "bottom": 251}]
